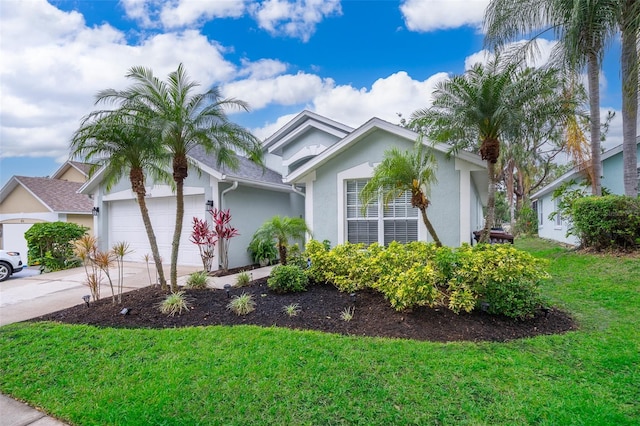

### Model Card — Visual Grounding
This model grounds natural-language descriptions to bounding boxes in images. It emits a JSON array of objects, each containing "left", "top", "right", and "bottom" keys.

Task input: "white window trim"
[{"left": 337, "top": 162, "right": 424, "bottom": 245}]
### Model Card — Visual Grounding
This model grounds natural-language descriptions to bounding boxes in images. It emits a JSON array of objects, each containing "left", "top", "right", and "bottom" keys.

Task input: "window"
[
  {"left": 346, "top": 179, "right": 418, "bottom": 245},
  {"left": 554, "top": 198, "right": 562, "bottom": 228},
  {"left": 537, "top": 199, "right": 543, "bottom": 227}
]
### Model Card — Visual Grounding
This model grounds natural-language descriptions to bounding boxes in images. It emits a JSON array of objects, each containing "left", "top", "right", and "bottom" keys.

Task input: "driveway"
[{"left": 0, "top": 263, "right": 199, "bottom": 326}]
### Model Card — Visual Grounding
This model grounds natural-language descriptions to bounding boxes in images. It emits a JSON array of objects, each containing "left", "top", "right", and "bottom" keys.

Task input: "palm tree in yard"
[
  {"left": 359, "top": 144, "right": 442, "bottom": 247},
  {"left": 484, "top": 0, "right": 639, "bottom": 196},
  {"left": 410, "top": 57, "right": 576, "bottom": 242},
  {"left": 252, "top": 216, "right": 310, "bottom": 265},
  {"left": 71, "top": 110, "right": 171, "bottom": 290},
  {"left": 99, "top": 64, "right": 263, "bottom": 291}
]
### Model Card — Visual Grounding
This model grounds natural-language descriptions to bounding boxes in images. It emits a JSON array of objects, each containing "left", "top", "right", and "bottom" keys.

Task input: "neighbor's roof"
[
  {"left": 51, "top": 161, "right": 93, "bottom": 179},
  {"left": 1, "top": 176, "right": 93, "bottom": 213}
]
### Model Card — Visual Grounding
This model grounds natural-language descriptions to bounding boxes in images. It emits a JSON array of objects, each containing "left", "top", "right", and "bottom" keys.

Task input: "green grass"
[{"left": 1, "top": 238, "right": 639, "bottom": 425}]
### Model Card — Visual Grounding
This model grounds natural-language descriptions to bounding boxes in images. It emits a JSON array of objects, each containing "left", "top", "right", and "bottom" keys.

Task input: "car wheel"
[{"left": 0, "top": 262, "right": 10, "bottom": 282}]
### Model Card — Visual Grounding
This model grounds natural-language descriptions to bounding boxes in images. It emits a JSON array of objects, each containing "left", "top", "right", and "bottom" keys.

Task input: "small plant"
[
  {"left": 227, "top": 292, "right": 256, "bottom": 315},
  {"left": 247, "top": 237, "right": 278, "bottom": 266},
  {"left": 235, "top": 271, "right": 251, "bottom": 287},
  {"left": 340, "top": 306, "right": 355, "bottom": 322},
  {"left": 159, "top": 291, "right": 190, "bottom": 316},
  {"left": 282, "top": 303, "right": 301, "bottom": 317},
  {"left": 268, "top": 265, "right": 308, "bottom": 293},
  {"left": 186, "top": 271, "right": 209, "bottom": 289}
]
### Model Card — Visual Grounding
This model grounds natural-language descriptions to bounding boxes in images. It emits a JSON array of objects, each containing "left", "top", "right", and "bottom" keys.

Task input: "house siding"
[
  {"left": 308, "top": 130, "right": 462, "bottom": 247},
  {"left": 0, "top": 186, "right": 47, "bottom": 214}
]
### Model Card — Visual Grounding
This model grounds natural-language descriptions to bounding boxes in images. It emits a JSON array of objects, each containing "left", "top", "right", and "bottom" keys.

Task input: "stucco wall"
[
  {"left": 223, "top": 185, "right": 304, "bottom": 268},
  {"left": 309, "top": 130, "right": 462, "bottom": 247},
  {"left": 0, "top": 186, "right": 47, "bottom": 214},
  {"left": 58, "top": 167, "right": 87, "bottom": 183}
]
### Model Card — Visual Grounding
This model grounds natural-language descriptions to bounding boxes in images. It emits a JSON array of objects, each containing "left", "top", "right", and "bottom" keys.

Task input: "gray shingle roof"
[
  {"left": 15, "top": 176, "right": 93, "bottom": 213},
  {"left": 188, "top": 145, "right": 284, "bottom": 186}
]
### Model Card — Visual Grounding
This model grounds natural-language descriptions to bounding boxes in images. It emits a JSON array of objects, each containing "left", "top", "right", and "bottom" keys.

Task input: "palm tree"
[
  {"left": 359, "top": 144, "right": 442, "bottom": 247},
  {"left": 410, "top": 57, "right": 575, "bottom": 242},
  {"left": 70, "top": 110, "right": 171, "bottom": 290},
  {"left": 484, "top": 0, "right": 636, "bottom": 196},
  {"left": 252, "top": 216, "right": 310, "bottom": 265},
  {"left": 98, "top": 64, "right": 263, "bottom": 291}
]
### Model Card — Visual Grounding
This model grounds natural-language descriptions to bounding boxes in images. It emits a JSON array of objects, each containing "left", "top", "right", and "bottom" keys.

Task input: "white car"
[{"left": 0, "top": 250, "right": 24, "bottom": 281}]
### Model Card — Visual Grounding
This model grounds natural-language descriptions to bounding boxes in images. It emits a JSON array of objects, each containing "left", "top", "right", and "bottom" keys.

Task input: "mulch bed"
[{"left": 33, "top": 273, "right": 577, "bottom": 343}]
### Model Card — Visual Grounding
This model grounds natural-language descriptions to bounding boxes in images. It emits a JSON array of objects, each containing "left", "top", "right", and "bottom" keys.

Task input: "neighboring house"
[
  {"left": 81, "top": 111, "right": 488, "bottom": 269},
  {"left": 531, "top": 137, "right": 640, "bottom": 245},
  {"left": 0, "top": 161, "right": 94, "bottom": 264}
]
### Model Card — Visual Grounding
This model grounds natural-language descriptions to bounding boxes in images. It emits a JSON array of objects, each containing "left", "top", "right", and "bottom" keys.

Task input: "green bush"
[
  {"left": 450, "top": 244, "right": 548, "bottom": 319},
  {"left": 227, "top": 293, "right": 256, "bottom": 315},
  {"left": 305, "top": 239, "right": 549, "bottom": 319},
  {"left": 158, "top": 291, "right": 190, "bottom": 316},
  {"left": 268, "top": 265, "right": 309, "bottom": 293},
  {"left": 571, "top": 195, "right": 640, "bottom": 250},
  {"left": 24, "top": 222, "right": 88, "bottom": 271},
  {"left": 186, "top": 271, "right": 209, "bottom": 289},
  {"left": 247, "top": 237, "right": 278, "bottom": 266}
]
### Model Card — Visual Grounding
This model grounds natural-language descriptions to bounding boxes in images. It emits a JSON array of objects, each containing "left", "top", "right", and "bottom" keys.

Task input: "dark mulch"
[{"left": 34, "top": 273, "right": 577, "bottom": 342}]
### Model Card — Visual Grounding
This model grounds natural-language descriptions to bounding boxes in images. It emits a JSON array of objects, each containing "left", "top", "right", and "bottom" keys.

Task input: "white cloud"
[
  {"left": 159, "top": 0, "right": 247, "bottom": 29},
  {"left": 251, "top": 71, "right": 449, "bottom": 139},
  {"left": 0, "top": 0, "right": 238, "bottom": 160},
  {"left": 250, "top": 0, "right": 342, "bottom": 42},
  {"left": 400, "top": 0, "right": 489, "bottom": 32},
  {"left": 238, "top": 58, "right": 289, "bottom": 80},
  {"left": 223, "top": 73, "right": 332, "bottom": 109}
]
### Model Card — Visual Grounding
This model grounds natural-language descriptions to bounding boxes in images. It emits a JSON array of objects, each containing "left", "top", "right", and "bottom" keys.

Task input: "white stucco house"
[
  {"left": 531, "top": 137, "right": 640, "bottom": 245},
  {"left": 81, "top": 111, "right": 488, "bottom": 270}
]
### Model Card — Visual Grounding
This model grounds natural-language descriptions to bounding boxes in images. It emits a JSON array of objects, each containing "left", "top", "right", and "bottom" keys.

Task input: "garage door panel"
[{"left": 108, "top": 195, "right": 204, "bottom": 266}]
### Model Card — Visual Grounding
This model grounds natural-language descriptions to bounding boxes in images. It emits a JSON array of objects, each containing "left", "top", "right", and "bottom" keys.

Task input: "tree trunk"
[
  {"left": 481, "top": 160, "right": 498, "bottom": 243},
  {"left": 587, "top": 52, "right": 602, "bottom": 196},
  {"left": 130, "top": 168, "right": 167, "bottom": 291},
  {"left": 621, "top": 7, "right": 638, "bottom": 197},
  {"left": 170, "top": 177, "right": 183, "bottom": 292},
  {"left": 505, "top": 158, "right": 516, "bottom": 231},
  {"left": 418, "top": 206, "right": 442, "bottom": 247},
  {"left": 278, "top": 242, "right": 287, "bottom": 265}
]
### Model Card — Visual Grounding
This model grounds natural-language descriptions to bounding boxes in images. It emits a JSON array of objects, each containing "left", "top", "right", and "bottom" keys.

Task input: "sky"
[{"left": 0, "top": 0, "right": 627, "bottom": 188}]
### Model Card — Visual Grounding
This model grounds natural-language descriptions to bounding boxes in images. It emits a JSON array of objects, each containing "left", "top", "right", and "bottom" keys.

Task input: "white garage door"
[
  {"left": 2, "top": 223, "right": 32, "bottom": 264},
  {"left": 108, "top": 195, "right": 204, "bottom": 266}
]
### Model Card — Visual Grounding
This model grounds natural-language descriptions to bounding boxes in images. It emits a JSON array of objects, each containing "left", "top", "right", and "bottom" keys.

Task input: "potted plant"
[{"left": 248, "top": 237, "right": 278, "bottom": 267}]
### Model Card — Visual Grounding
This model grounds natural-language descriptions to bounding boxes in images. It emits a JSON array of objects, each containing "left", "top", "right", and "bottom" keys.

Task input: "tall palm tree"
[
  {"left": 484, "top": 0, "right": 636, "bottom": 196},
  {"left": 98, "top": 64, "right": 263, "bottom": 291},
  {"left": 410, "top": 58, "right": 575, "bottom": 242},
  {"left": 359, "top": 144, "right": 442, "bottom": 247},
  {"left": 251, "top": 216, "right": 311, "bottom": 265},
  {"left": 70, "top": 110, "right": 171, "bottom": 290}
]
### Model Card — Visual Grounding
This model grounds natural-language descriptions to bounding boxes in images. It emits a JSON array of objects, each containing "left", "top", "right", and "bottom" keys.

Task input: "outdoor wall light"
[
  {"left": 205, "top": 200, "right": 214, "bottom": 209},
  {"left": 92, "top": 207, "right": 100, "bottom": 216},
  {"left": 224, "top": 283, "right": 231, "bottom": 298},
  {"left": 82, "top": 294, "right": 91, "bottom": 307}
]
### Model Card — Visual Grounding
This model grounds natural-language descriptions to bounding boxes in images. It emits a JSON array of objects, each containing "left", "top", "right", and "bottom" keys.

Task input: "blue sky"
[{"left": 0, "top": 0, "right": 625, "bottom": 188}]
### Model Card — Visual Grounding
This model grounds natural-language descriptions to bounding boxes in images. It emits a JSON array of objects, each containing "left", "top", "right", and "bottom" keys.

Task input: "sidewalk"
[{"left": 0, "top": 263, "right": 273, "bottom": 425}]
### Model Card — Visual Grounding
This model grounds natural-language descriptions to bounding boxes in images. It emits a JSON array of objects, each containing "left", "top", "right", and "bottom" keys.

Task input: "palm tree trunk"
[
  {"left": 481, "top": 160, "right": 498, "bottom": 243},
  {"left": 170, "top": 177, "right": 184, "bottom": 292},
  {"left": 418, "top": 206, "right": 442, "bottom": 247},
  {"left": 505, "top": 158, "right": 516, "bottom": 231},
  {"left": 587, "top": 52, "right": 602, "bottom": 196},
  {"left": 621, "top": 10, "right": 638, "bottom": 197}
]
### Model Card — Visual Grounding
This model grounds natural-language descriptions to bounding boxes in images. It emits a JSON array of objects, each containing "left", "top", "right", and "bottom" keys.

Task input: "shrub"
[
  {"left": 227, "top": 293, "right": 256, "bottom": 315},
  {"left": 186, "top": 271, "right": 209, "bottom": 289},
  {"left": 449, "top": 244, "right": 548, "bottom": 319},
  {"left": 159, "top": 291, "right": 190, "bottom": 316},
  {"left": 340, "top": 306, "right": 355, "bottom": 322},
  {"left": 25, "top": 222, "right": 88, "bottom": 271},
  {"left": 235, "top": 271, "right": 251, "bottom": 287},
  {"left": 571, "top": 195, "right": 640, "bottom": 250},
  {"left": 247, "top": 237, "right": 278, "bottom": 266},
  {"left": 268, "top": 265, "right": 308, "bottom": 293}
]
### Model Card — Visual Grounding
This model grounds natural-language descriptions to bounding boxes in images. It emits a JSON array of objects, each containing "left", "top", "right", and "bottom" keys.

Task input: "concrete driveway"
[{"left": 0, "top": 263, "right": 199, "bottom": 326}]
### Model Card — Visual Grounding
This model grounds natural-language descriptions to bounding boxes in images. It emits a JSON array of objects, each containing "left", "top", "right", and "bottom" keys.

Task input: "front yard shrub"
[
  {"left": 25, "top": 221, "right": 88, "bottom": 271},
  {"left": 186, "top": 271, "right": 209, "bottom": 289},
  {"left": 159, "top": 291, "right": 190, "bottom": 316},
  {"left": 450, "top": 244, "right": 549, "bottom": 319},
  {"left": 227, "top": 293, "right": 256, "bottom": 315},
  {"left": 268, "top": 265, "right": 308, "bottom": 293},
  {"left": 305, "top": 239, "right": 549, "bottom": 319},
  {"left": 571, "top": 195, "right": 640, "bottom": 250}
]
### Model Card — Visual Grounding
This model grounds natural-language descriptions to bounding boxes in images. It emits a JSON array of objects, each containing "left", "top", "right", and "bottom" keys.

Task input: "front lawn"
[{"left": 0, "top": 238, "right": 638, "bottom": 425}]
